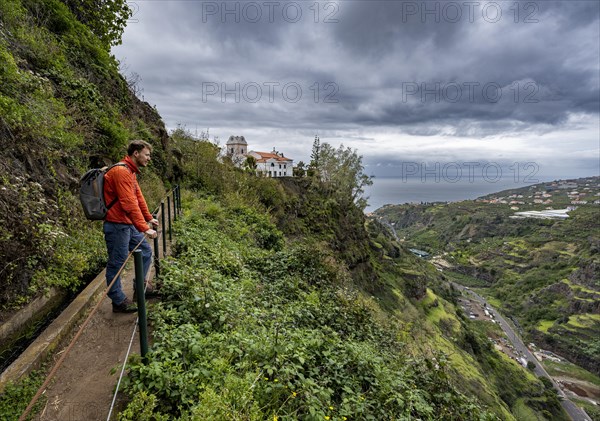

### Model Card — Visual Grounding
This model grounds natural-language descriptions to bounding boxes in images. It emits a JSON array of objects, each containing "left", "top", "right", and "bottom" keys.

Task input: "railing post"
[
  {"left": 167, "top": 196, "right": 172, "bottom": 243},
  {"left": 153, "top": 236, "right": 160, "bottom": 279},
  {"left": 161, "top": 201, "right": 166, "bottom": 257},
  {"left": 133, "top": 250, "right": 148, "bottom": 361},
  {"left": 173, "top": 189, "right": 177, "bottom": 223},
  {"left": 177, "top": 185, "right": 182, "bottom": 214},
  {"left": 152, "top": 213, "right": 160, "bottom": 278}
]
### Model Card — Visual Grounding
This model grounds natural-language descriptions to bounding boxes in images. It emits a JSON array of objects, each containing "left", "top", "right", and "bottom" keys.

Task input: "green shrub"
[{"left": 0, "top": 370, "right": 45, "bottom": 421}]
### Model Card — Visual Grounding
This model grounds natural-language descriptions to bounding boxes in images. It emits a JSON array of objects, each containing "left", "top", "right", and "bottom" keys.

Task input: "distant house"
[
  {"left": 225, "top": 136, "right": 294, "bottom": 177},
  {"left": 247, "top": 149, "right": 293, "bottom": 177}
]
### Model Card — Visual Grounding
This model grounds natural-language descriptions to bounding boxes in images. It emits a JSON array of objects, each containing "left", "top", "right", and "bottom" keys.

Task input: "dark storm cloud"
[
  {"left": 331, "top": 0, "right": 469, "bottom": 55},
  {"left": 318, "top": 0, "right": 600, "bottom": 131},
  {"left": 116, "top": 0, "right": 599, "bottom": 138}
]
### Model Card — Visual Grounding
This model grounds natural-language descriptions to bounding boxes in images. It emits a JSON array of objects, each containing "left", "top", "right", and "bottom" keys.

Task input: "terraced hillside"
[{"left": 373, "top": 177, "right": 600, "bottom": 377}]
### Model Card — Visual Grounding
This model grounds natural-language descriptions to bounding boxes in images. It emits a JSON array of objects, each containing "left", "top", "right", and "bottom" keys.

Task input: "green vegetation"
[
  {"left": 543, "top": 360, "right": 600, "bottom": 387},
  {"left": 537, "top": 320, "right": 555, "bottom": 334},
  {"left": 118, "top": 193, "right": 521, "bottom": 419},
  {"left": 120, "top": 196, "right": 493, "bottom": 419},
  {"left": 512, "top": 398, "right": 544, "bottom": 420},
  {"left": 0, "top": 370, "right": 45, "bottom": 421},
  {"left": 60, "top": 0, "right": 132, "bottom": 48},
  {"left": 374, "top": 179, "right": 600, "bottom": 377}
]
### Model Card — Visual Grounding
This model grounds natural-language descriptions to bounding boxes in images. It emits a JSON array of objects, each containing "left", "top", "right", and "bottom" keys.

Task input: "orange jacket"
[{"left": 104, "top": 155, "right": 153, "bottom": 233}]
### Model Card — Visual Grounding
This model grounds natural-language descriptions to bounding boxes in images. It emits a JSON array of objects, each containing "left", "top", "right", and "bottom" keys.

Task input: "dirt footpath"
[{"left": 33, "top": 263, "right": 153, "bottom": 421}]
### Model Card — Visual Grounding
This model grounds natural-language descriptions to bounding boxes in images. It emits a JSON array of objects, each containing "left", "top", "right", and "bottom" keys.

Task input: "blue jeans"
[{"left": 103, "top": 222, "right": 152, "bottom": 305}]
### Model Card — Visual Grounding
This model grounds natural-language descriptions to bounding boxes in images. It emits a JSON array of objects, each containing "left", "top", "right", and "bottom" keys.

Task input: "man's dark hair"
[{"left": 127, "top": 139, "right": 153, "bottom": 156}]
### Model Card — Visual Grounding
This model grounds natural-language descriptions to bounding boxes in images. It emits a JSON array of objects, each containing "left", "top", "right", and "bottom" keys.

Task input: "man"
[{"left": 103, "top": 140, "right": 159, "bottom": 313}]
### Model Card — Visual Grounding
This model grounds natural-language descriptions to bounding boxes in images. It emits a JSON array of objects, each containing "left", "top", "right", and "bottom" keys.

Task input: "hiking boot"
[{"left": 112, "top": 298, "right": 138, "bottom": 313}]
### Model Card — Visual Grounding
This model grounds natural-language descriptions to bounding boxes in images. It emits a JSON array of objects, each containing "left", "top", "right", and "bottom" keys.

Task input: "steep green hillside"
[
  {"left": 0, "top": 0, "right": 172, "bottom": 311},
  {"left": 114, "top": 130, "right": 567, "bottom": 420},
  {"left": 374, "top": 177, "right": 600, "bottom": 376},
  {"left": 119, "top": 193, "right": 564, "bottom": 420}
]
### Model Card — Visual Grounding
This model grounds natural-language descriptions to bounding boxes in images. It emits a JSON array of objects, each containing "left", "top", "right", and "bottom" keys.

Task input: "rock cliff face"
[
  {"left": 569, "top": 261, "right": 600, "bottom": 291},
  {"left": 384, "top": 206, "right": 434, "bottom": 229}
]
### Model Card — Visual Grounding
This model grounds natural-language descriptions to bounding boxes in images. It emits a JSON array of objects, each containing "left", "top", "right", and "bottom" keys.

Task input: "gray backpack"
[{"left": 79, "top": 163, "right": 126, "bottom": 220}]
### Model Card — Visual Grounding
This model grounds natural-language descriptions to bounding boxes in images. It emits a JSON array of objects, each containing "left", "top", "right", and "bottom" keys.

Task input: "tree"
[
  {"left": 293, "top": 161, "right": 306, "bottom": 177},
  {"left": 311, "top": 142, "right": 373, "bottom": 211},
  {"left": 244, "top": 155, "right": 257, "bottom": 173},
  {"left": 61, "top": 0, "right": 132, "bottom": 49},
  {"left": 308, "top": 135, "right": 320, "bottom": 176},
  {"left": 170, "top": 125, "right": 226, "bottom": 193}
]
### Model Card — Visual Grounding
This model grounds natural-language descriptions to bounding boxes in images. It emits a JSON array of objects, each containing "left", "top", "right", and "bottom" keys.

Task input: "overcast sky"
[{"left": 113, "top": 0, "right": 599, "bottom": 182}]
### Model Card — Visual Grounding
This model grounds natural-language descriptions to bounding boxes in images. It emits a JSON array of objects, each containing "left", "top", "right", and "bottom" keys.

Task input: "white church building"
[{"left": 226, "top": 135, "right": 293, "bottom": 177}]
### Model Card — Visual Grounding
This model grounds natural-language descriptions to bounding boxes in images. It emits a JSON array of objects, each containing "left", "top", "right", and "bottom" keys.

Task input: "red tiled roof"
[{"left": 251, "top": 151, "right": 292, "bottom": 163}]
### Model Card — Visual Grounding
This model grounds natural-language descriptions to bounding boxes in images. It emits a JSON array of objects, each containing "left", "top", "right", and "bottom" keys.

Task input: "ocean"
[{"left": 363, "top": 176, "right": 539, "bottom": 212}]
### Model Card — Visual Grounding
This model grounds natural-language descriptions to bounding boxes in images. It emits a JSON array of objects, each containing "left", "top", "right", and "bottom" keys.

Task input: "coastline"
[{"left": 364, "top": 176, "right": 544, "bottom": 212}]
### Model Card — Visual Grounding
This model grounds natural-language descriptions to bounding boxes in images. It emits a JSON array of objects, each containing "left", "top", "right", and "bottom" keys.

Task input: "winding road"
[{"left": 452, "top": 282, "right": 592, "bottom": 421}]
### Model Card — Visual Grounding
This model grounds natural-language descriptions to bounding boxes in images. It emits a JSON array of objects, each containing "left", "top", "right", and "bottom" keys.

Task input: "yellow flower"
[
  {"left": 274, "top": 378, "right": 279, "bottom": 382},
  {"left": 292, "top": 392, "right": 297, "bottom": 397},
  {"left": 325, "top": 417, "right": 330, "bottom": 420},
  {"left": 329, "top": 406, "right": 334, "bottom": 410},
  {"left": 273, "top": 416, "right": 278, "bottom": 421}
]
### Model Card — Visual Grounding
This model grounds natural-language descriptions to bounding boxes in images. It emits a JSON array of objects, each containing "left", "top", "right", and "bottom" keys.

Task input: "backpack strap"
[{"left": 105, "top": 163, "right": 129, "bottom": 211}]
